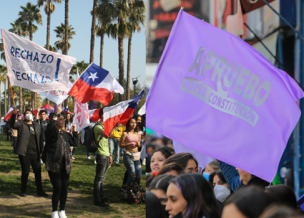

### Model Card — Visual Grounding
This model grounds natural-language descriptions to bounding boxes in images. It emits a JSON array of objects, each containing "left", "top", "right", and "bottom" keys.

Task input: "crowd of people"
[
  {"left": 5, "top": 105, "right": 146, "bottom": 218},
  {"left": 145, "top": 134, "right": 304, "bottom": 218}
]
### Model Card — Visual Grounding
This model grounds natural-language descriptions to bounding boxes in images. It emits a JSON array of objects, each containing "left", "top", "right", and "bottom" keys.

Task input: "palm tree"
[
  {"left": 45, "top": 44, "right": 57, "bottom": 52},
  {"left": 90, "top": 0, "right": 98, "bottom": 64},
  {"left": 18, "top": 2, "right": 43, "bottom": 109},
  {"left": 0, "top": 65, "right": 7, "bottom": 115},
  {"left": 54, "top": 23, "right": 75, "bottom": 53},
  {"left": 106, "top": 0, "right": 132, "bottom": 102},
  {"left": 96, "top": 1, "right": 112, "bottom": 68},
  {"left": 126, "top": 0, "right": 145, "bottom": 99},
  {"left": 37, "top": 0, "right": 62, "bottom": 50},
  {"left": 0, "top": 39, "right": 5, "bottom": 61},
  {"left": 64, "top": 0, "right": 69, "bottom": 55},
  {"left": 9, "top": 19, "right": 29, "bottom": 114}
]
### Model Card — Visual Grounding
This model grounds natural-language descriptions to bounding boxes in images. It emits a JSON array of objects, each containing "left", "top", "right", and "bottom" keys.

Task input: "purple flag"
[
  {"left": 90, "top": 101, "right": 96, "bottom": 110},
  {"left": 54, "top": 104, "right": 58, "bottom": 112},
  {"left": 146, "top": 10, "right": 304, "bottom": 182}
]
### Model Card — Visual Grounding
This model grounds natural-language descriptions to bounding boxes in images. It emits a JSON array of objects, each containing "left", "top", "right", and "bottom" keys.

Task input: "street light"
[{"left": 132, "top": 76, "right": 140, "bottom": 96}]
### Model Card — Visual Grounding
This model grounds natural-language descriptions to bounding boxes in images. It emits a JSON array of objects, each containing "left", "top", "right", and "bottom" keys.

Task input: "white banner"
[
  {"left": 1, "top": 29, "right": 76, "bottom": 92},
  {"left": 38, "top": 82, "right": 72, "bottom": 105},
  {"left": 74, "top": 99, "right": 90, "bottom": 132}
]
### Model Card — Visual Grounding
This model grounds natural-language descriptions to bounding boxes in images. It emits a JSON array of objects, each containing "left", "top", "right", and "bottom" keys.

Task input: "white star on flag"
[{"left": 88, "top": 72, "right": 99, "bottom": 82}]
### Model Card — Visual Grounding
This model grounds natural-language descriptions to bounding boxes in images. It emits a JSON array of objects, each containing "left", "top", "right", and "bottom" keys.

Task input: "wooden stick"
[{"left": 35, "top": 92, "right": 38, "bottom": 108}]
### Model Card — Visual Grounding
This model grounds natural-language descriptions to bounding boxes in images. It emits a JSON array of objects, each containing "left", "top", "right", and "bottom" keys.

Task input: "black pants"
[
  {"left": 18, "top": 153, "right": 43, "bottom": 193},
  {"left": 11, "top": 136, "right": 17, "bottom": 148},
  {"left": 48, "top": 168, "right": 70, "bottom": 212},
  {"left": 94, "top": 154, "right": 109, "bottom": 202},
  {"left": 6, "top": 130, "right": 10, "bottom": 140}
]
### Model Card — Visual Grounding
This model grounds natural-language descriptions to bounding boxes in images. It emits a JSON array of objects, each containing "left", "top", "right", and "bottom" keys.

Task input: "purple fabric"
[
  {"left": 90, "top": 101, "right": 96, "bottom": 110},
  {"left": 146, "top": 11, "right": 304, "bottom": 182},
  {"left": 54, "top": 104, "right": 58, "bottom": 112}
]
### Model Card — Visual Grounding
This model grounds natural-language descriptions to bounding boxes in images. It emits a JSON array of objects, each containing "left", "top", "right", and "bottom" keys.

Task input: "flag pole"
[
  {"left": 35, "top": 92, "right": 39, "bottom": 108},
  {"left": 1, "top": 29, "right": 15, "bottom": 108}
]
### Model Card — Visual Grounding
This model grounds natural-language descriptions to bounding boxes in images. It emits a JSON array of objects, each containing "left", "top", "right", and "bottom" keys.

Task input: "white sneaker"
[
  {"left": 72, "top": 156, "right": 75, "bottom": 160},
  {"left": 40, "top": 159, "right": 44, "bottom": 164},
  {"left": 87, "top": 156, "right": 91, "bottom": 160},
  {"left": 142, "top": 158, "right": 146, "bottom": 166},
  {"left": 58, "top": 210, "right": 67, "bottom": 218},
  {"left": 51, "top": 211, "right": 59, "bottom": 218},
  {"left": 94, "top": 156, "right": 97, "bottom": 164}
]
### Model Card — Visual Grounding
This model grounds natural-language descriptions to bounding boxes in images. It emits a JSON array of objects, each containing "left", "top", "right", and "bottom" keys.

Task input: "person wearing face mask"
[
  {"left": 203, "top": 160, "right": 220, "bottom": 181},
  {"left": 10, "top": 108, "right": 48, "bottom": 198},
  {"left": 166, "top": 173, "right": 221, "bottom": 218},
  {"left": 209, "top": 171, "right": 231, "bottom": 205},
  {"left": 218, "top": 160, "right": 270, "bottom": 192}
]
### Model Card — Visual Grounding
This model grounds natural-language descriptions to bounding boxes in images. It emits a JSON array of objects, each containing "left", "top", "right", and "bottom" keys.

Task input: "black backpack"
[
  {"left": 126, "top": 180, "right": 144, "bottom": 204},
  {"left": 84, "top": 124, "right": 102, "bottom": 153}
]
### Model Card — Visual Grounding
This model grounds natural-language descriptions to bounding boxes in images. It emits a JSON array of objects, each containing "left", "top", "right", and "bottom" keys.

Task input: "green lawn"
[{"left": 0, "top": 135, "right": 146, "bottom": 218}]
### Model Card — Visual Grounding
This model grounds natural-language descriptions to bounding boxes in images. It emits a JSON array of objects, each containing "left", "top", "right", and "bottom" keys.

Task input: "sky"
[{"left": 0, "top": 0, "right": 146, "bottom": 90}]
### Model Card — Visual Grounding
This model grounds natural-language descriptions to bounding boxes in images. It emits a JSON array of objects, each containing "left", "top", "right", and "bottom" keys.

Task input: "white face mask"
[
  {"left": 25, "top": 114, "right": 33, "bottom": 121},
  {"left": 214, "top": 185, "right": 230, "bottom": 203}
]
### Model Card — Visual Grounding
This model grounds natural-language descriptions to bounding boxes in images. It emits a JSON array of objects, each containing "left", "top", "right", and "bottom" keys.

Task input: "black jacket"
[
  {"left": 10, "top": 113, "right": 43, "bottom": 156},
  {"left": 43, "top": 119, "right": 78, "bottom": 173}
]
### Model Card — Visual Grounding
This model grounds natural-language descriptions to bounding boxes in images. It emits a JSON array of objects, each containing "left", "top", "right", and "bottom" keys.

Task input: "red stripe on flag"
[
  {"left": 68, "top": 79, "right": 114, "bottom": 105},
  {"left": 119, "top": 108, "right": 136, "bottom": 125},
  {"left": 4, "top": 111, "right": 13, "bottom": 121},
  {"left": 104, "top": 113, "right": 125, "bottom": 136},
  {"left": 90, "top": 108, "right": 101, "bottom": 122}
]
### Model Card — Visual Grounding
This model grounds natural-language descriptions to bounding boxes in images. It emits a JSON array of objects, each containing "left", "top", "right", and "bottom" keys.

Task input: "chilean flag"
[
  {"left": 68, "top": 63, "right": 124, "bottom": 105},
  {"left": 89, "top": 108, "right": 101, "bottom": 122},
  {"left": 4, "top": 106, "right": 14, "bottom": 121},
  {"left": 62, "top": 107, "right": 72, "bottom": 114},
  {"left": 103, "top": 90, "right": 144, "bottom": 136}
]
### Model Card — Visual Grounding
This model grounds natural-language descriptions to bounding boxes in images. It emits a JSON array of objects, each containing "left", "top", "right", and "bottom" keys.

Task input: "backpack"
[
  {"left": 126, "top": 180, "right": 144, "bottom": 204},
  {"left": 84, "top": 124, "right": 102, "bottom": 153}
]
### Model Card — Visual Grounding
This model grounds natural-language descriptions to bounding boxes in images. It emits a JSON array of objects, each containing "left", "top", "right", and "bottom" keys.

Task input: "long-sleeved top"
[
  {"left": 10, "top": 113, "right": 43, "bottom": 156},
  {"left": 43, "top": 119, "right": 78, "bottom": 174},
  {"left": 218, "top": 160, "right": 242, "bottom": 192}
]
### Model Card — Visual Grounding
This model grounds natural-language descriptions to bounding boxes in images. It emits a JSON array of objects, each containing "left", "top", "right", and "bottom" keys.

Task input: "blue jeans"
[
  {"left": 108, "top": 138, "right": 120, "bottom": 165},
  {"left": 123, "top": 153, "right": 142, "bottom": 186},
  {"left": 93, "top": 154, "right": 109, "bottom": 202}
]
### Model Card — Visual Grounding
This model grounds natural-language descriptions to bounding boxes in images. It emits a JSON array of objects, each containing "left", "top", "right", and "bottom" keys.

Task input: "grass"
[{"left": 0, "top": 135, "right": 146, "bottom": 217}]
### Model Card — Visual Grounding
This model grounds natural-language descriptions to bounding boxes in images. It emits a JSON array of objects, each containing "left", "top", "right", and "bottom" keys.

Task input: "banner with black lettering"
[{"left": 1, "top": 29, "right": 76, "bottom": 92}]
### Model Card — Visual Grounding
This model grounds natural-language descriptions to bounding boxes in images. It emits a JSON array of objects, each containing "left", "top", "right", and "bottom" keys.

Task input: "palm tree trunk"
[
  {"left": 118, "top": 36, "right": 124, "bottom": 102},
  {"left": 64, "top": 0, "right": 69, "bottom": 55},
  {"left": 90, "top": 0, "right": 98, "bottom": 63},
  {"left": 100, "top": 30, "right": 104, "bottom": 68},
  {"left": 46, "top": 0, "right": 51, "bottom": 50},
  {"left": 0, "top": 81, "right": 2, "bottom": 118},
  {"left": 19, "top": 87, "right": 22, "bottom": 114},
  {"left": 4, "top": 78, "right": 7, "bottom": 115},
  {"left": 29, "top": 23, "right": 36, "bottom": 109},
  {"left": 126, "top": 34, "right": 132, "bottom": 100}
]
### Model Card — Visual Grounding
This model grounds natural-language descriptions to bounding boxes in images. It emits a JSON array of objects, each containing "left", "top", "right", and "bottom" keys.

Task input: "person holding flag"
[
  {"left": 35, "top": 109, "right": 49, "bottom": 164},
  {"left": 10, "top": 107, "right": 48, "bottom": 198},
  {"left": 93, "top": 108, "right": 118, "bottom": 207}
]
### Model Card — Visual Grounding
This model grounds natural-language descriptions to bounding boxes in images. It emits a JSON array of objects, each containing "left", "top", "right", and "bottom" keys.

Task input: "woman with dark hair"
[
  {"left": 265, "top": 185, "right": 298, "bottom": 209},
  {"left": 163, "top": 152, "right": 198, "bottom": 173},
  {"left": 166, "top": 173, "right": 220, "bottom": 218},
  {"left": 43, "top": 107, "right": 79, "bottom": 218},
  {"left": 222, "top": 186, "right": 275, "bottom": 218},
  {"left": 209, "top": 171, "right": 231, "bottom": 203},
  {"left": 146, "top": 191, "right": 166, "bottom": 218},
  {"left": 150, "top": 147, "right": 174, "bottom": 173},
  {"left": 119, "top": 117, "right": 141, "bottom": 187},
  {"left": 156, "top": 163, "right": 184, "bottom": 177},
  {"left": 149, "top": 174, "right": 175, "bottom": 204}
]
